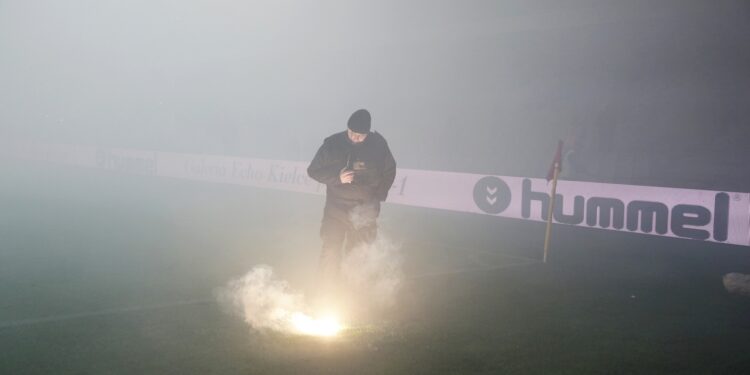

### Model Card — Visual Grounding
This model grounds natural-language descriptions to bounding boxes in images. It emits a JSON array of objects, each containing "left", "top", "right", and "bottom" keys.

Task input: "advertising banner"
[{"left": 3, "top": 139, "right": 748, "bottom": 246}]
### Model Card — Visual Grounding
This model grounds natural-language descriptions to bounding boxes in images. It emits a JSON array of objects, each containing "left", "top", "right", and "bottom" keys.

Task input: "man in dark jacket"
[{"left": 307, "top": 109, "right": 397, "bottom": 290}]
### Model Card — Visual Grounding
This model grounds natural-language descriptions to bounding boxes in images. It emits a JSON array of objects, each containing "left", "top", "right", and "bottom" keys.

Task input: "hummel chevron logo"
[
  {"left": 473, "top": 176, "right": 511, "bottom": 214},
  {"left": 486, "top": 185, "right": 499, "bottom": 204}
]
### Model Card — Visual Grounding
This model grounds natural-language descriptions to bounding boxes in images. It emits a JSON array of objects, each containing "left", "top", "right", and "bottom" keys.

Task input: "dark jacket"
[{"left": 307, "top": 131, "right": 397, "bottom": 204}]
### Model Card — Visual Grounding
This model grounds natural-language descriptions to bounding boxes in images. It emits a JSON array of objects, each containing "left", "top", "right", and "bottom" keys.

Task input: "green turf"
[{"left": 2, "top": 159, "right": 750, "bottom": 374}]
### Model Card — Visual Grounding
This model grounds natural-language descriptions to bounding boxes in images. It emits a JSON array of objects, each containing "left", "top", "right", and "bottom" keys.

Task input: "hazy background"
[
  {"left": 2, "top": 2, "right": 750, "bottom": 373},
  {"left": 2, "top": 0, "right": 748, "bottom": 190}
]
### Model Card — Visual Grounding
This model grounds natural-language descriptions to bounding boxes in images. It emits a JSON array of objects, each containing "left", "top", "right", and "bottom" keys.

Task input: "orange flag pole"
[
  {"left": 543, "top": 161, "right": 560, "bottom": 263},
  {"left": 543, "top": 140, "right": 563, "bottom": 263}
]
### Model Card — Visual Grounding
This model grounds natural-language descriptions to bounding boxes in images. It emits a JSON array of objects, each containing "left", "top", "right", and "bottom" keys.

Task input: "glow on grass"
[{"left": 290, "top": 312, "right": 343, "bottom": 337}]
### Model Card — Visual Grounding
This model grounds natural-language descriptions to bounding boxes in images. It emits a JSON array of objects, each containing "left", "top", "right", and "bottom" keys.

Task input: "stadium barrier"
[{"left": 2, "top": 139, "right": 748, "bottom": 247}]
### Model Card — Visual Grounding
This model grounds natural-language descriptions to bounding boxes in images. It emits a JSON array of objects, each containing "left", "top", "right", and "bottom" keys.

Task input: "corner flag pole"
[
  {"left": 543, "top": 161, "right": 560, "bottom": 263},
  {"left": 543, "top": 140, "right": 563, "bottom": 263}
]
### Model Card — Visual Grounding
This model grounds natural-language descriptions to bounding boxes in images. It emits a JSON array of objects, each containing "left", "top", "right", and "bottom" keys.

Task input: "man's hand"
[{"left": 339, "top": 168, "right": 355, "bottom": 184}]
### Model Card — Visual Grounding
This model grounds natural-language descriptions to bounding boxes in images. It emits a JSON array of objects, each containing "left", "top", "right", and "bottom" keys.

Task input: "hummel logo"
[{"left": 473, "top": 176, "right": 511, "bottom": 214}]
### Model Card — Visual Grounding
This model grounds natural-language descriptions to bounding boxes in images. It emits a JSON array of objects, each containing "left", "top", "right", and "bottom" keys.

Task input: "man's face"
[{"left": 347, "top": 129, "right": 368, "bottom": 144}]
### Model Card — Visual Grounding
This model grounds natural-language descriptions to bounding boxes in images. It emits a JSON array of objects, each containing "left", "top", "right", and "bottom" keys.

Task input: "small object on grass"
[{"left": 723, "top": 273, "right": 750, "bottom": 296}]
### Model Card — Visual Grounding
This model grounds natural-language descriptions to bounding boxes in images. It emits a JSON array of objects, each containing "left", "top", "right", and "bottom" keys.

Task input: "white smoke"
[
  {"left": 216, "top": 265, "right": 306, "bottom": 333},
  {"left": 723, "top": 273, "right": 750, "bottom": 297},
  {"left": 349, "top": 203, "right": 378, "bottom": 230},
  {"left": 341, "top": 204, "right": 404, "bottom": 309},
  {"left": 216, "top": 205, "right": 403, "bottom": 333},
  {"left": 341, "top": 234, "right": 403, "bottom": 308}
]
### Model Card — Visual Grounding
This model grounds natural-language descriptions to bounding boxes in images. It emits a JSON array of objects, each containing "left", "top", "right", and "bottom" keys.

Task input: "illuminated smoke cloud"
[
  {"left": 216, "top": 205, "right": 403, "bottom": 333},
  {"left": 216, "top": 265, "right": 305, "bottom": 333},
  {"left": 217, "top": 266, "right": 344, "bottom": 336}
]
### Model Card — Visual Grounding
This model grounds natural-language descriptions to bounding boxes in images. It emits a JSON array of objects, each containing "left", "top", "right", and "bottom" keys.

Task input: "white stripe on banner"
[{"left": 2, "top": 139, "right": 749, "bottom": 247}]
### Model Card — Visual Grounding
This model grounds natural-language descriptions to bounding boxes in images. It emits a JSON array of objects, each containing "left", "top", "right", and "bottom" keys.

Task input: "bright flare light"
[{"left": 290, "top": 312, "right": 343, "bottom": 337}]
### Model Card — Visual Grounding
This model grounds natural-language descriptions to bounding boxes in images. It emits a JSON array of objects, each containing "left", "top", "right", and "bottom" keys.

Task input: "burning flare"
[
  {"left": 290, "top": 312, "right": 343, "bottom": 337},
  {"left": 217, "top": 266, "right": 345, "bottom": 337}
]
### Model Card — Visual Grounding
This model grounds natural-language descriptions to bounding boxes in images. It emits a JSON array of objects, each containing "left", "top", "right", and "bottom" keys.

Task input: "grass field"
[{"left": 2, "top": 159, "right": 750, "bottom": 374}]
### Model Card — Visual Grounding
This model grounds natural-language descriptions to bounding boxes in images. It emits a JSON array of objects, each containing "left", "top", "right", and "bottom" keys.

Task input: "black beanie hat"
[{"left": 347, "top": 109, "right": 371, "bottom": 133}]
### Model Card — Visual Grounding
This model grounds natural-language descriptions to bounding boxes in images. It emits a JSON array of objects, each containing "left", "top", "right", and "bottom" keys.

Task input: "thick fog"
[
  {"left": 2, "top": 3, "right": 750, "bottom": 371},
  {"left": 2, "top": 0, "right": 748, "bottom": 189}
]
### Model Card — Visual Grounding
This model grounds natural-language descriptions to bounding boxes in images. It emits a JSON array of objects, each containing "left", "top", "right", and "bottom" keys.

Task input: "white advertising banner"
[
  {"left": 390, "top": 170, "right": 750, "bottom": 246},
  {"left": 3, "top": 139, "right": 749, "bottom": 247}
]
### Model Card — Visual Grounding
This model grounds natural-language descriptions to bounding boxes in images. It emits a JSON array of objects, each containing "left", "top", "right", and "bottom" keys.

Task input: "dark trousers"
[{"left": 318, "top": 200, "right": 380, "bottom": 289}]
